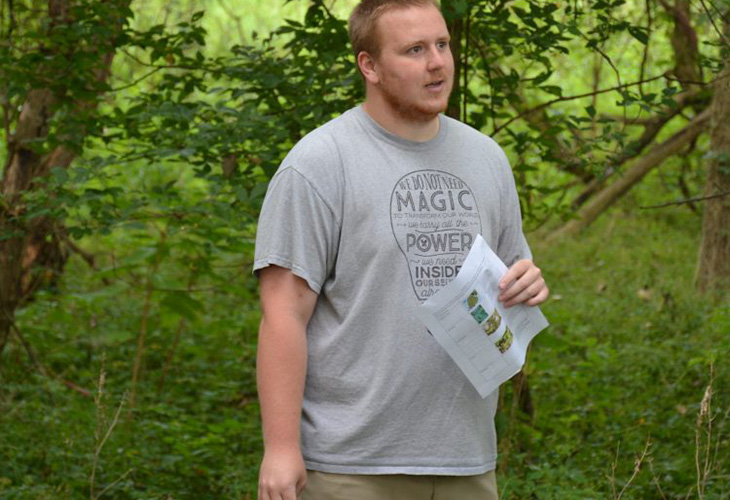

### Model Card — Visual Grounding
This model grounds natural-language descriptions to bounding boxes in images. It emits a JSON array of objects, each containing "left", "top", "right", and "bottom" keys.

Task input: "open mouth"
[{"left": 425, "top": 80, "right": 445, "bottom": 88}]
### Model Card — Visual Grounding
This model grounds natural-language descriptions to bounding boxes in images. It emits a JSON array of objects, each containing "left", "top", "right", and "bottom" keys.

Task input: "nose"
[{"left": 426, "top": 44, "right": 449, "bottom": 72}]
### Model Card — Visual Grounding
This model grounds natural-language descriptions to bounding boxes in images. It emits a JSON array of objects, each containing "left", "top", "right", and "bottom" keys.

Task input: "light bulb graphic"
[{"left": 389, "top": 169, "right": 482, "bottom": 301}]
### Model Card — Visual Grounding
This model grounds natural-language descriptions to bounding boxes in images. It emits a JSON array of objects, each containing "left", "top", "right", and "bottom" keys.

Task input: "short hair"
[{"left": 349, "top": 0, "right": 441, "bottom": 59}]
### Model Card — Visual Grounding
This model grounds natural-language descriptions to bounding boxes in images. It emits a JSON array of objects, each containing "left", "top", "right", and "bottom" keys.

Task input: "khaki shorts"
[{"left": 299, "top": 470, "right": 498, "bottom": 500}]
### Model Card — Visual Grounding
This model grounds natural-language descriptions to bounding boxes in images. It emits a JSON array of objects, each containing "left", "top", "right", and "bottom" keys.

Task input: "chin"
[
  {"left": 415, "top": 102, "right": 449, "bottom": 120},
  {"left": 378, "top": 84, "right": 452, "bottom": 123},
  {"left": 400, "top": 99, "right": 450, "bottom": 122}
]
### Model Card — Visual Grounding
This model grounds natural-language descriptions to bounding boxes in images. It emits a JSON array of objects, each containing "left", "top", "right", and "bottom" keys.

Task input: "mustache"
[{"left": 424, "top": 76, "right": 449, "bottom": 86}]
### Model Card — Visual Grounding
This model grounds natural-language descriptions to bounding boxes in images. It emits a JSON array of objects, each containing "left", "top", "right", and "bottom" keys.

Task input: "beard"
[{"left": 379, "top": 76, "right": 452, "bottom": 123}]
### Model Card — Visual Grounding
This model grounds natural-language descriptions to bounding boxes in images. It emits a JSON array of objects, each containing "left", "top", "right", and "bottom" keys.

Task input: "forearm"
[
  {"left": 256, "top": 266, "right": 315, "bottom": 498},
  {"left": 257, "top": 314, "right": 308, "bottom": 453}
]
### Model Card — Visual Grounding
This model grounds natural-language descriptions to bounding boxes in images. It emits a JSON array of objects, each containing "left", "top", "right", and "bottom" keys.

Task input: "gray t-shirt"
[{"left": 254, "top": 106, "right": 531, "bottom": 475}]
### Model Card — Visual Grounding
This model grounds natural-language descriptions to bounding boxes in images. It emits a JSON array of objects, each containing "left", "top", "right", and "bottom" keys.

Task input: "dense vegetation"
[
  {"left": 1, "top": 0, "right": 728, "bottom": 498},
  {"left": 1, "top": 181, "right": 726, "bottom": 499}
]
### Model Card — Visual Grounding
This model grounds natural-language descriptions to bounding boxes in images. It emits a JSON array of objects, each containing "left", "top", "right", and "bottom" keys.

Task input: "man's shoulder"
[
  {"left": 441, "top": 114, "right": 501, "bottom": 150},
  {"left": 283, "top": 109, "right": 359, "bottom": 169},
  {"left": 441, "top": 115, "right": 510, "bottom": 170},
  {"left": 273, "top": 108, "right": 360, "bottom": 188},
  {"left": 292, "top": 108, "right": 359, "bottom": 152}
]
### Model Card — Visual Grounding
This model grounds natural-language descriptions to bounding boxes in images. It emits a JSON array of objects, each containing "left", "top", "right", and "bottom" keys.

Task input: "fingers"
[
  {"left": 283, "top": 485, "right": 299, "bottom": 500},
  {"left": 498, "top": 259, "right": 531, "bottom": 291},
  {"left": 295, "top": 476, "right": 308, "bottom": 496},
  {"left": 258, "top": 482, "right": 271, "bottom": 500},
  {"left": 258, "top": 456, "right": 307, "bottom": 500},
  {"left": 524, "top": 284, "right": 549, "bottom": 306},
  {"left": 259, "top": 484, "right": 299, "bottom": 500},
  {"left": 498, "top": 260, "right": 540, "bottom": 301},
  {"left": 502, "top": 276, "right": 547, "bottom": 307},
  {"left": 498, "top": 260, "right": 548, "bottom": 307}
]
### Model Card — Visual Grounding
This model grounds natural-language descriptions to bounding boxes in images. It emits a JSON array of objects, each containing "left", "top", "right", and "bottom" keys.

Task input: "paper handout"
[{"left": 418, "top": 234, "right": 549, "bottom": 398}]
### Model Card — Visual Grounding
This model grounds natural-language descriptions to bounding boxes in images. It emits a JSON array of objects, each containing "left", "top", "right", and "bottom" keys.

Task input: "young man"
[{"left": 254, "top": 1, "right": 549, "bottom": 499}]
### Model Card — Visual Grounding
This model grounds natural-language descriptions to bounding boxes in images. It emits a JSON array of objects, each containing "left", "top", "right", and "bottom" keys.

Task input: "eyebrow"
[{"left": 400, "top": 35, "right": 451, "bottom": 48}]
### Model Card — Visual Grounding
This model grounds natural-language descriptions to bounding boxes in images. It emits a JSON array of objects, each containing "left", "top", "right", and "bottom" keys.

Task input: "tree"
[
  {"left": 0, "top": 0, "right": 132, "bottom": 356},
  {"left": 0, "top": 1, "right": 728, "bottom": 497},
  {"left": 439, "top": 0, "right": 728, "bottom": 299},
  {"left": 697, "top": 42, "right": 730, "bottom": 295},
  {"left": 2, "top": 0, "right": 727, "bottom": 377},
  {"left": 0, "top": 0, "right": 361, "bottom": 398}
]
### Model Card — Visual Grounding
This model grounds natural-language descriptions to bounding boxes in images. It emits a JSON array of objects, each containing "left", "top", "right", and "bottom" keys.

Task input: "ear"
[{"left": 357, "top": 51, "right": 380, "bottom": 85}]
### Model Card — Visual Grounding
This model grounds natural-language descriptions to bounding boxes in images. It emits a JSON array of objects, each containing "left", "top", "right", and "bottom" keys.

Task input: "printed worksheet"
[{"left": 418, "top": 234, "right": 549, "bottom": 398}]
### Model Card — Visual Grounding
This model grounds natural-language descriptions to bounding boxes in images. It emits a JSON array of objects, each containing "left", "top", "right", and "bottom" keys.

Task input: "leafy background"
[{"left": 0, "top": 0, "right": 728, "bottom": 498}]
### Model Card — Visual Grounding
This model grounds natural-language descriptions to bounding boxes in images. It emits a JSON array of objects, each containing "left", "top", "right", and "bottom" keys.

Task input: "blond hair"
[{"left": 348, "top": 0, "right": 441, "bottom": 59}]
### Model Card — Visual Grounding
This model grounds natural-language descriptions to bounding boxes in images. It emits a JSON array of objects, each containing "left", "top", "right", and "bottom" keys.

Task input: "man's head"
[
  {"left": 350, "top": 0, "right": 454, "bottom": 126},
  {"left": 349, "top": 0, "right": 441, "bottom": 60}
]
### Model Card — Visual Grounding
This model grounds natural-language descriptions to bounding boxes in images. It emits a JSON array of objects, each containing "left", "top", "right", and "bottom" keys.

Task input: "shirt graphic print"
[{"left": 390, "top": 169, "right": 483, "bottom": 301}]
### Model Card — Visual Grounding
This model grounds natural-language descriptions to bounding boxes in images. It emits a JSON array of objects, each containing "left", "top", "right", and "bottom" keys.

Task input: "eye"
[
  {"left": 408, "top": 45, "right": 423, "bottom": 54},
  {"left": 437, "top": 41, "right": 450, "bottom": 50}
]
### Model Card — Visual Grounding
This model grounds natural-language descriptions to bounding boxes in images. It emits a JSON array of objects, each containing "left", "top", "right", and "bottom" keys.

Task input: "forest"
[{"left": 0, "top": 0, "right": 728, "bottom": 498}]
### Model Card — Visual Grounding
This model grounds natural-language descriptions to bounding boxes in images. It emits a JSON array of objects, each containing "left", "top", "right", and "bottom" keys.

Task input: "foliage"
[
  {"left": 1, "top": 0, "right": 729, "bottom": 498},
  {"left": 499, "top": 193, "right": 729, "bottom": 499},
  {"left": 2, "top": 172, "right": 728, "bottom": 499}
]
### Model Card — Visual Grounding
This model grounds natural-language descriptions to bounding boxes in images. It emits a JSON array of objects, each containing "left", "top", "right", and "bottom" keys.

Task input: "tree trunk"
[
  {"left": 550, "top": 109, "right": 711, "bottom": 239},
  {"left": 0, "top": 0, "right": 129, "bottom": 358},
  {"left": 696, "top": 65, "right": 730, "bottom": 295},
  {"left": 0, "top": 89, "right": 72, "bottom": 356},
  {"left": 663, "top": 0, "right": 702, "bottom": 92},
  {"left": 444, "top": 1, "right": 464, "bottom": 121}
]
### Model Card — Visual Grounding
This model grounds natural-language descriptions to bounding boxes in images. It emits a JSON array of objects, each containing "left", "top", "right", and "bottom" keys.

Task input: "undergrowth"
[
  {"left": 498, "top": 197, "right": 728, "bottom": 499},
  {"left": 1, "top": 187, "right": 728, "bottom": 499}
]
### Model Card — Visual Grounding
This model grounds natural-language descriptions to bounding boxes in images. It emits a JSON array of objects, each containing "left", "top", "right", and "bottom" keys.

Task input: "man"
[{"left": 254, "top": 1, "right": 549, "bottom": 499}]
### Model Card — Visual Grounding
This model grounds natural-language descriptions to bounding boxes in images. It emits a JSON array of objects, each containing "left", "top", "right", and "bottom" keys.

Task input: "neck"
[{"left": 362, "top": 97, "right": 441, "bottom": 142}]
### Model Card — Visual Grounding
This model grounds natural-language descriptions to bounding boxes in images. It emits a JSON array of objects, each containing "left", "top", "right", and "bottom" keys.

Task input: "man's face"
[{"left": 370, "top": 5, "right": 454, "bottom": 123}]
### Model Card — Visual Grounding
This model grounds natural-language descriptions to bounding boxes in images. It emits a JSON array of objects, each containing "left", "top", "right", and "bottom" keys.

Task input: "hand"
[
  {"left": 498, "top": 259, "right": 549, "bottom": 308},
  {"left": 258, "top": 447, "right": 307, "bottom": 500}
]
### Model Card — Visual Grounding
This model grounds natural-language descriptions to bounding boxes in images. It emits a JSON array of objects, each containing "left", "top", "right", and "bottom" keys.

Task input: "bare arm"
[{"left": 257, "top": 266, "right": 318, "bottom": 500}]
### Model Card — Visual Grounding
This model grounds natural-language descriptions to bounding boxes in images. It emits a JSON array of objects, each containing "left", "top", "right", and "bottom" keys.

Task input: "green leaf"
[
  {"left": 161, "top": 291, "right": 204, "bottom": 321},
  {"left": 628, "top": 26, "right": 649, "bottom": 45},
  {"left": 540, "top": 85, "right": 563, "bottom": 97}
]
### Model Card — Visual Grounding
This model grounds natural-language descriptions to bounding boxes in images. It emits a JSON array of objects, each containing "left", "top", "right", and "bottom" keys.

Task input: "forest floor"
[{"left": 1, "top": 180, "right": 728, "bottom": 500}]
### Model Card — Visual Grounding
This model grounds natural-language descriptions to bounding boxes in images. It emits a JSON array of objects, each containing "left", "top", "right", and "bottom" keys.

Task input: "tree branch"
[
  {"left": 639, "top": 0, "right": 653, "bottom": 97},
  {"left": 640, "top": 191, "right": 730, "bottom": 209},
  {"left": 549, "top": 108, "right": 712, "bottom": 239},
  {"left": 108, "top": 67, "right": 162, "bottom": 92},
  {"left": 571, "top": 88, "right": 708, "bottom": 208},
  {"left": 11, "top": 322, "right": 92, "bottom": 398},
  {"left": 697, "top": 0, "right": 730, "bottom": 48},
  {"left": 471, "top": 37, "right": 591, "bottom": 179},
  {"left": 492, "top": 73, "right": 669, "bottom": 135},
  {"left": 62, "top": 234, "right": 97, "bottom": 269}
]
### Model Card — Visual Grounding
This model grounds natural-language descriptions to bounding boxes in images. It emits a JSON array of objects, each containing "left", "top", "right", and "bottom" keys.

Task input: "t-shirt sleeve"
[
  {"left": 495, "top": 150, "right": 532, "bottom": 267},
  {"left": 253, "top": 166, "right": 341, "bottom": 294}
]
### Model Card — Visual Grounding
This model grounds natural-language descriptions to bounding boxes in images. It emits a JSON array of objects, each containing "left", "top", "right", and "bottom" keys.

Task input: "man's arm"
[
  {"left": 257, "top": 265, "right": 318, "bottom": 500},
  {"left": 498, "top": 259, "right": 549, "bottom": 308}
]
